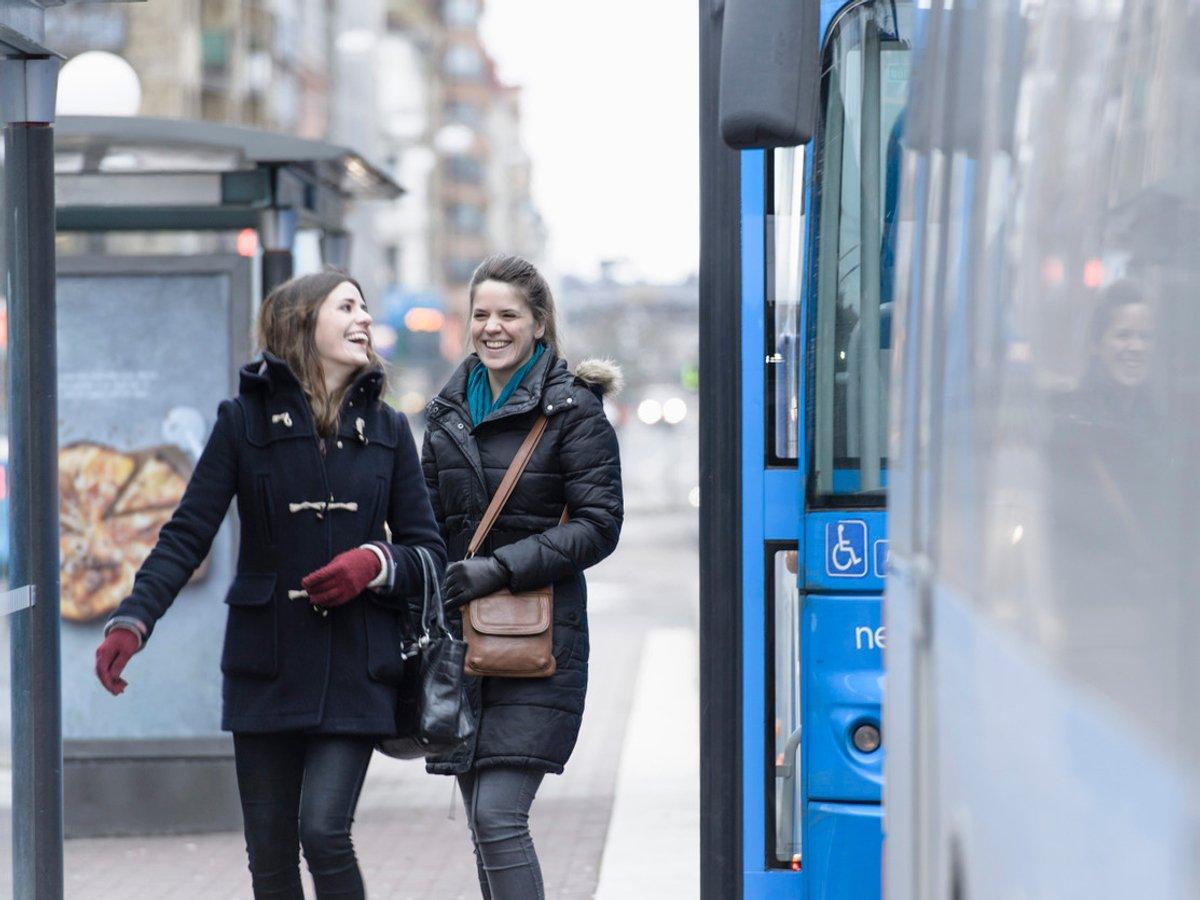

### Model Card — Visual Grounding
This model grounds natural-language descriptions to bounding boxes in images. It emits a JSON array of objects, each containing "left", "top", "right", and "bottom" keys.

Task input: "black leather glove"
[{"left": 443, "top": 557, "right": 509, "bottom": 610}]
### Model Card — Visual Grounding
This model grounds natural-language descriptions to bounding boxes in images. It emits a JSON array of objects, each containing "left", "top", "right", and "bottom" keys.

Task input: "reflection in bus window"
[
  {"left": 1045, "top": 281, "right": 1172, "bottom": 717},
  {"left": 769, "top": 146, "right": 805, "bottom": 462},
  {"left": 770, "top": 548, "right": 802, "bottom": 867},
  {"left": 812, "top": 2, "right": 911, "bottom": 502}
]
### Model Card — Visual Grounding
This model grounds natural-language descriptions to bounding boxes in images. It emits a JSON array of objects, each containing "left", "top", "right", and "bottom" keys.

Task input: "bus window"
[
  {"left": 769, "top": 546, "right": 802, "bottom": 867},
  {"left": 812, "top": 1, "right": 912, "bottom": 503},
  {"left": 768, "top": 146, "right": 806, "bottom": 463}
]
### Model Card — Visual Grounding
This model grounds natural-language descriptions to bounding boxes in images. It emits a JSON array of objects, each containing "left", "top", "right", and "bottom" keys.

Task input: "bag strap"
[
  {"left": 414, "top": 545, "right": 449, "bottom": 639},
  {"left": 466, "top": 415, "right": 550, "bottom": 558}
]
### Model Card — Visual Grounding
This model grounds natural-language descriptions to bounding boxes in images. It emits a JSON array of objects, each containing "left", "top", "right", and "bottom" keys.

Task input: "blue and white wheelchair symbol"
[{"left": 826, "top": 520, "right": 868, "bottom": 577}]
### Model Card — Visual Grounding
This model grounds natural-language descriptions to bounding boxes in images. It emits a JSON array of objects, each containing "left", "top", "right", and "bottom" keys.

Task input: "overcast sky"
[{"left": 480, "top": 0, "right": 698, "bottom": 284}]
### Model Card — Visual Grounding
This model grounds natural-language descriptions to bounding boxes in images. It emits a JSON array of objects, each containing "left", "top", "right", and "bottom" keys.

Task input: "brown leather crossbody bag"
[{"left": 461, "top": 414, "right": 567, "bottom": 678}]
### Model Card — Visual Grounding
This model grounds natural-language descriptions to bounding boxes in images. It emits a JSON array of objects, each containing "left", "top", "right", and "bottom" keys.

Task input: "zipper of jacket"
[
  {"left": 429, "top": 414, "right": 489, "bottom": 498},
  {"left": 293, "top": 394, "right": 336, "bottom": 727}
]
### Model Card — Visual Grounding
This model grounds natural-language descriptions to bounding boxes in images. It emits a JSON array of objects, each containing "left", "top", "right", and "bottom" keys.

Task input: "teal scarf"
[{"left": 467, "top": 342, "right": 546, "bottom": 426}]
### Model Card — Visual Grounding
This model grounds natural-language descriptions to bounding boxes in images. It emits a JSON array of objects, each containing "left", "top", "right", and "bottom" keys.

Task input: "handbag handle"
[
  {"left": 414, "top": 545, "right": 449, "bottom": 641},
  {"left": 466, "top": 415, "right": 550, "bottom": 558}
]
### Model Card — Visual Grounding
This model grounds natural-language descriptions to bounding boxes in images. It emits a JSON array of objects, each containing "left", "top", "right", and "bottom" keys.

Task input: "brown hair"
[
  {"left": 255, "top": 270, "right": 388, "bottom": 437},
  {"left": 468, "top": 254, "right": 561, "bottom": 357},
  {"left": 1088, "top": 279, "right": 1147, "bottom": 349}
]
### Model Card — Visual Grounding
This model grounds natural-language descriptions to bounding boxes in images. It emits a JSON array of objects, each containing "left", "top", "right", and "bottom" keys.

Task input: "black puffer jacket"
[{"left": 422, "top": 351, "right": 623, "bottom": 775}]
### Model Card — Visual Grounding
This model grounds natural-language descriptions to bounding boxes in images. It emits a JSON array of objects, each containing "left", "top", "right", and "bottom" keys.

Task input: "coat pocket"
[
  {"left": 363, "top": 596, "right": 407, "bottom": 685},
  {"left": 220, "top": 573, "right": 278, "bottom": 679}
]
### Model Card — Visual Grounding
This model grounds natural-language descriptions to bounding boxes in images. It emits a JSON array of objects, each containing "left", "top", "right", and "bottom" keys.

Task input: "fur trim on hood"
[{"left": 573, "top": 358, "right": 624, "bottom": 397}]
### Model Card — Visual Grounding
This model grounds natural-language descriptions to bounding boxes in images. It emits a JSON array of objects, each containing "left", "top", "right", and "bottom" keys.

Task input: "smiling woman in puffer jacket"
[
  {"left": 92, "top": 270, "right": 446, "bottom": 900},
  {"left": 421, "top": 254, "right": 623, "bottom": 899}
]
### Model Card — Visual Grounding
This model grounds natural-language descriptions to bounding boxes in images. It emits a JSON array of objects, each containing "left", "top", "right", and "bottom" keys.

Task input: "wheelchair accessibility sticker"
[{"left": 826, "top": 520, "right": 868, "bottom": 577}]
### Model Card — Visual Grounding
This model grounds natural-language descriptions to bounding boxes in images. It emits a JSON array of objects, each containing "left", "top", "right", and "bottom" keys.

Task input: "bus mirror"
[{"left": 719, "top": 0, "right": 819, "bottom": 148}]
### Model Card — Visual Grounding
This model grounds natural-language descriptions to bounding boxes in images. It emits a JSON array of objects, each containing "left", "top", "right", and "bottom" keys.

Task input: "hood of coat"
[
  {"left": 238, "top": 352, "right": 386, "bottom": 405},
  {"left": 572, "top": 358, "right": 623, "bottom": 398},
  {"left": 429, "top": 353, "right": 623, "bottom": 426},
  {"left": 237, "top": 352, "right": 394, "bottom": 446}
]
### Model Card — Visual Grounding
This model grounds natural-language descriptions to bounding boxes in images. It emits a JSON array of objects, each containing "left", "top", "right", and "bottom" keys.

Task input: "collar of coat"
[
  {"left": 238, "top": 352, "right": 385, "bottom": 402},
  {"left": 236, "top": 352, "right": 396, "bottom": 447},
  {"left": 427, "top": 351, "right": 579, "bottom": 427}
]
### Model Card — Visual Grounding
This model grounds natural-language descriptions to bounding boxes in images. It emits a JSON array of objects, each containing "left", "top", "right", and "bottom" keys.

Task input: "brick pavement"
[
  {"left": 59, "top": 611, "right": 645, "bottom": 900},
  {"left": 0, "top": 507, "right": 697, "bottom": 898}
]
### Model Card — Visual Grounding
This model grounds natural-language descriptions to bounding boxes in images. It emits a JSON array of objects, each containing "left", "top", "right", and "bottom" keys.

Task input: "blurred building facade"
[
  {"left": 434, "top": 0, "right": 546, "bottom": 354},
  {"left": 45, "top": 0, "right": 545, "bottom": 396},
  {"left": 558, "top": 269, "right": 700, "bottom": 396}
]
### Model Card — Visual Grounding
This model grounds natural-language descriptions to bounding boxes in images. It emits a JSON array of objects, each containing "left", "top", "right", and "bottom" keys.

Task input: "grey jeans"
[{"left": 457, "top": 766, "right": 546, "bottom": 900}]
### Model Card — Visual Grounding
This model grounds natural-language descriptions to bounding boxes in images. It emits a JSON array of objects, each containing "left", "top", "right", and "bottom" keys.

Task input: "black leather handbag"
[{"left": 377, "top": 546, "right": 474, "bottom": 760}]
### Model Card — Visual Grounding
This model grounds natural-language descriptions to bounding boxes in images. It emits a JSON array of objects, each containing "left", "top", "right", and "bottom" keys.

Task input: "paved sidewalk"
[
  {"left": 60, "top": 613, "right": 644, "bottom": 900},
  {"left": 46, "top": 508, "right": 700, "bottom": 899},
  {"left": 595, "top": 628, "right": 699, "bottom": 898}
]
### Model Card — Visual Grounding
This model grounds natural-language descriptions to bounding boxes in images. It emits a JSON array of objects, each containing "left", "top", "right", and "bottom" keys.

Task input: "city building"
[{"left": 46, "top": 0, "right": 546, "bottom": 394}]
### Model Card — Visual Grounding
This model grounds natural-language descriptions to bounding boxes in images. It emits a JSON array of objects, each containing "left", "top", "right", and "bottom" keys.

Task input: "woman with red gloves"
[
  {"left": 93, "top": 270, "right": 445, "bottom": 899},
  {"left": 421, "top": 255, "right": 623, "bottom": 898}
]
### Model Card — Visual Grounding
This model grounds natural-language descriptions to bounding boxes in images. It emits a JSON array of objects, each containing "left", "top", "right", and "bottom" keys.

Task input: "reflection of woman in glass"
[
  {"left": 1061, "top": 280, "right": 1156, "bottom": 520},
  {"left": 93, "top": 271, "right": 446, "bottom": 899},
  {"left": 1049, "top": 280, "right": 1163, "bottom": 699}
]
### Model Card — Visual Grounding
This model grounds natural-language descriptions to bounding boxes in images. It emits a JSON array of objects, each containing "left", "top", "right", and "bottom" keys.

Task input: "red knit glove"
[
  {"left": 301, "top": 547, "right": 382, "bottom": 608},
  {"left": 95, "top": 628, "right": 140, "bottom": 695}
]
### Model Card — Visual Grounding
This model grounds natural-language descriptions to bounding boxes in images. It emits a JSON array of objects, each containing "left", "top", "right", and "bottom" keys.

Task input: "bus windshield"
[{"left": 811, "top": 0, "right": 912, "bottom": 503}]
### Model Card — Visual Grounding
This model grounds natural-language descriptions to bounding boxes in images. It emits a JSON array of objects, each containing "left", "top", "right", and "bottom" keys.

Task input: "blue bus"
[
  {"left": 701, "top": 0, "right": 911, "bottom": 895},
  {"left": 703, "top": 0, "right": 1200, "bottom": 897}
]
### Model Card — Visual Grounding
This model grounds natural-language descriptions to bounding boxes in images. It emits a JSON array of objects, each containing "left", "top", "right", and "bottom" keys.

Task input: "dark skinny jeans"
[
  {"left": 457, "top": 766, "right": 547, "bottom": 900},
  {"left": 233, "top": 733, "right": 374, "bottom": 900}
]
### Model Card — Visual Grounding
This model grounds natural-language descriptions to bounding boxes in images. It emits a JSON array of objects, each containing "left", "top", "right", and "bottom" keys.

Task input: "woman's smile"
[{"left": 345, "top": 330, "right": 371, "bottom": 353}]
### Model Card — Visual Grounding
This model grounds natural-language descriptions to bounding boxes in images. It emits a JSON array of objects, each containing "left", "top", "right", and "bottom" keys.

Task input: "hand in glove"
[
  {"left": 95, "top": 628, "right": 140, "bottom": 696},
  {"left": 443, "top": 556, "right": 509, "bottom": 610},
  {"left": 302, "top": 547, "right": 382, "bottom": 608}
]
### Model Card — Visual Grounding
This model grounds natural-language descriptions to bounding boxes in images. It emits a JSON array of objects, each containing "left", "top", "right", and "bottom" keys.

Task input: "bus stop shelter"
[
  {"left": 0, "top": 18, "right": 400, "bottom": 890},
  {"left": 45, "top": 118, "right": 403, "bottom": 841},
  {"left": 54, "top": 115, "right": 402, "bottom": 296}
]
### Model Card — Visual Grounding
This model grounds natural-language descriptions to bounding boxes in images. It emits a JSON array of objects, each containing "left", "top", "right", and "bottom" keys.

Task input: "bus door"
[{"left": 748, "top": 1, "right": 913, "bottom": 896}]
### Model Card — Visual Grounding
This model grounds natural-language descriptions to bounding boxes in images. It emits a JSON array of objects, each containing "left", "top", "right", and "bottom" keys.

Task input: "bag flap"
[{"left": 467, "top": 591, "right": 551, "bottom": 636}]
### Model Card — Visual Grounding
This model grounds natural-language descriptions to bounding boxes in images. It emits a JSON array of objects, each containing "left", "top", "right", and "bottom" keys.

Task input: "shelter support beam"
[
  {"left": 320, "top": 231, "right": 351, "bottom": 271},
  {"left": 4, "top": 54, "right": 65, "bottom": 900},
  {"left": 259, "top": 207, "right": 297, "bottom": 298}
]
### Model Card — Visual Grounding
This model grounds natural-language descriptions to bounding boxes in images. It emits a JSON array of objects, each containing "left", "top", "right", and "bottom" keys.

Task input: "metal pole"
[
  {"left": 319, "top": 230, "right": 352, "bottom": 271},
  {"left": 2, "top": 54, "right": 64, "bottom": 900},
  {"left": 259, "top": 207, "right": 297, "bottom": 299},
  {"left": 699, "top": 0, "right": 743, "bottom": 895},
  {"left": 261, "top": 250, "right": 294, "bottom": 298}
]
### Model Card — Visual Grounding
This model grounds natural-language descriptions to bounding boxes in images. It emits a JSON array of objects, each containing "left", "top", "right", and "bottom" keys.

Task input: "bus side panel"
[
  {"left": 805, "top": 802, "right": 883, "bottom": 899},
  {"left": 932, "top": 584, "right": 1190, "bottom": 898},
  {"left": 804, "top": 594, "right": 884, "bottom": 802}
]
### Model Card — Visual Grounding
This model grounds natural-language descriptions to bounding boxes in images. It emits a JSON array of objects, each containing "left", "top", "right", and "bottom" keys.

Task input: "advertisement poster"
[{"left": 57, "top": 257, "right": 250, "bottom": 741}]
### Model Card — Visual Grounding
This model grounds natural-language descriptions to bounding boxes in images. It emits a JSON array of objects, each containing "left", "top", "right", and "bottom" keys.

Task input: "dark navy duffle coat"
[
  {"left": 110, "top": 354, "right": 446, "bottom": 734},
  {"left": 421, "top": 352, "right": 623, "bottom": 775}
]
